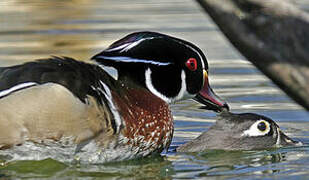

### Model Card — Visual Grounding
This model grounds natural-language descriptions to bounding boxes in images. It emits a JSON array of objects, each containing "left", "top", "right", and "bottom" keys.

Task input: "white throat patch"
[{"left": 145, "top": 68, "right": 190, "bottom": 104}]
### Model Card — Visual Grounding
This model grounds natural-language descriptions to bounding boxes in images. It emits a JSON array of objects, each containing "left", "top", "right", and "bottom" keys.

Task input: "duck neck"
[
  {"left": 118, "top": 74, "right": 144, "bottom": 89},
  {"left": 110, "top": 79, "right": 174, "bottom": 153}
]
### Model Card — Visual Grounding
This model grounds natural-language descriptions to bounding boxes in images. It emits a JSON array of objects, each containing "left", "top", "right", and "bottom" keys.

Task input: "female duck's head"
[{"left": 177, "top": 111, "right": 302, "bottom": 152}]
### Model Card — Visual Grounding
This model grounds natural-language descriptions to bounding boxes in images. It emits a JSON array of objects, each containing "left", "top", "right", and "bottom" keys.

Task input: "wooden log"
[{"left": 197, "top": 0, "right": 309, "bottom": 110}]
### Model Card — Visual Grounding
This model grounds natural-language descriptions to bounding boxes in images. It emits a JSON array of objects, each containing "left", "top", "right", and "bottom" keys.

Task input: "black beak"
[{"left": 279, "top": 130, "right": 303, "bottom": 147}]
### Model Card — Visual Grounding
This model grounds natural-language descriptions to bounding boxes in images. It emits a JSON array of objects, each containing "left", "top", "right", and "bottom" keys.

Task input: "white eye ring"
[{"left": 241, "top": 120, "right": 270, "bottom": 137}]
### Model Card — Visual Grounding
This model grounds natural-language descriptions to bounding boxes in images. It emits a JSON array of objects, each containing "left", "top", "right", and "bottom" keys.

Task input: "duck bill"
[
  {"left": 194, "top": 70, "right": 229, "bottom": 112},
  {"left": 279, "top": 130, "right": 303, "bottom": 147}
]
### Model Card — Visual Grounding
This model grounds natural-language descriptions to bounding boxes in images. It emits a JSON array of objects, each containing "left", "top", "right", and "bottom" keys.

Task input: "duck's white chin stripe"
[
  {"left": 174, "top": 70, "right": 189, "bottom": 101},
  {"left": 95, "top": 56, "right": 171, "bottom": 66},
  {"left": 145, "top": 68, "right": 190, "bottom": 104},
  {"left": 0, "top": 82, "right": 38, "bottom": 98},
  {"left": 145, "top": 68, "right": 170, "bottom": 103}
]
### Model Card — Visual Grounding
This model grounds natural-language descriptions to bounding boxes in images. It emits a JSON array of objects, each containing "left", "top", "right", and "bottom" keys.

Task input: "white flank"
[
  {"left": 99, "top": 81, "right": 122, "bottom": 133},
  {"left": 0, "top": 82, "right": 38, "bottom": 98},
  {"left": 241, "top": 120, "right": 270, "bottom": 137},
  {"left": 95, "top": 56, "right": 171, "bottom": 66}
]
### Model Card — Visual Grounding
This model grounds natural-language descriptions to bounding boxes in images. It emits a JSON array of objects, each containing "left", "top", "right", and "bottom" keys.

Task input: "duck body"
[
  {"left": 0, "top": 32, "right": 227, "bottom": 163},
  {"left": 177, "top": 111, "right": 302, "bottom": 152},
  {"left": 0, "top": 57, "right": 173, "bottom": 162}
]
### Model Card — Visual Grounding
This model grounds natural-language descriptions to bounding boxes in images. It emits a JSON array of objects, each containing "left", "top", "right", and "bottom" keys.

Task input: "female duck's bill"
[{"left": 177, "top": 111, "right": 302, "bottom": 152}]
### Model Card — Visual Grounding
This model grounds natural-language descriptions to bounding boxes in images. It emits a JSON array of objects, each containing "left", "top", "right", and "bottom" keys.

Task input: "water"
[{"left": 1, "top": 0, "right": 309, "bottom": 179}]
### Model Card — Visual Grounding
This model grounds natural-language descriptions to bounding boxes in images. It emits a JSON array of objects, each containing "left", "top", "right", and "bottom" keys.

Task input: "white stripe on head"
[
  {"left": 104, "top": 37, "right": 154, "bottom": 53},
  {"left": 0, "top": 82, "right": 38, "bottom": 98},
  {"left": 104, "top": 43, "right": 131, "bottom": 52},
  {"left": 95, "top": 56, "right": 171, "bottom": 66},
  {"left": 145, "top": 68, "right": 191, "bottom": 104},
  {"left": 120, "top": 38, "right": 154, "bottom": 52},
  {"left": 98, "top": 81, "right": 122, "bottom": 133}
]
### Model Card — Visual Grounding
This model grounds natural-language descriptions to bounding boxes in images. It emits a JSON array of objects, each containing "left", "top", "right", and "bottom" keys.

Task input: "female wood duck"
[
  {"left": 0, "top": 31, "right": 228, "bottom": 163},
  {"left": 177, "top": 111, "right": 302, "bottom": 152}
]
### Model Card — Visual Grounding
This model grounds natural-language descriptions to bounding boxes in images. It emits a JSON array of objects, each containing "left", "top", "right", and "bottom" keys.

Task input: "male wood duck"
[
  {"left": 177, "top": 111, "right": 302, "bottom": 152},
  {"left": 0, "top": 31, "right": 228, "bottom": 163}
]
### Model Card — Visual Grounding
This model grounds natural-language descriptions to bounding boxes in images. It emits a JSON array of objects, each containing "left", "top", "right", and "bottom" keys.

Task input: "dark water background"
[{"left": 0, "top": 0, "right": 309, "bottom": 179}]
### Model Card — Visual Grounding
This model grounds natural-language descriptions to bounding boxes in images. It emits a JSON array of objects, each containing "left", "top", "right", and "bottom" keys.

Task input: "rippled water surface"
[{"left": 1, "top": 0, "right": 309, "bottom": 179}]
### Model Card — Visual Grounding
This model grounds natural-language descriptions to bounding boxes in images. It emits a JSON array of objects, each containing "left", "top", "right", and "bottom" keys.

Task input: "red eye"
[{"left": 186, "top": 58, "right": 197, "bottom": 71}]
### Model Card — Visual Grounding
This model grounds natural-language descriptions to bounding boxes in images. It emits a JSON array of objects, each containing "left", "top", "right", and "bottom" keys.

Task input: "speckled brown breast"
[{"left": 112, "top": 87, "right": 174, "bottom": 153}]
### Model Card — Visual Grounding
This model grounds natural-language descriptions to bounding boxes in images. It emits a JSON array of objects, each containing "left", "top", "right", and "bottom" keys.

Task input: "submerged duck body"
[
  {"left": 177, "top": 111, "right": 302, "bottom": 152},
  {"left": 0, "top": 32, "right": 227, "bottom": 163}
]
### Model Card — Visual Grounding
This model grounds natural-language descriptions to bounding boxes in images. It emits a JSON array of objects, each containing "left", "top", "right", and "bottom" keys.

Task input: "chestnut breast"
[{"left": 112, "top": 87, "right": 174, "bottom": 152}]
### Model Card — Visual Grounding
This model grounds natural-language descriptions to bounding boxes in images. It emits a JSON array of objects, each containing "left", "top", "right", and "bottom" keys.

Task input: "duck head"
[
  {"left": 177, "top": 111, "right": 302, "bottom": 152},
  {"left": 91, "top": 31, "right": 228, "bottom": 112}
]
